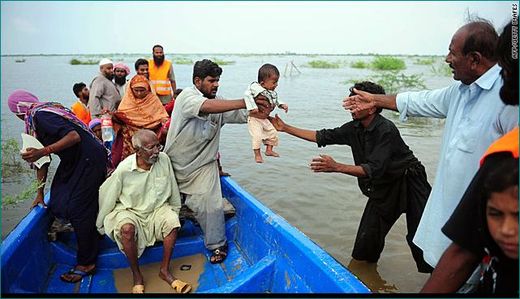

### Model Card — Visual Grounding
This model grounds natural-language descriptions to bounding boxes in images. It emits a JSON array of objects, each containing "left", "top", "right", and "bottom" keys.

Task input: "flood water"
[{"left": 1, "top": 54, "right": 452, "bottom": 293}]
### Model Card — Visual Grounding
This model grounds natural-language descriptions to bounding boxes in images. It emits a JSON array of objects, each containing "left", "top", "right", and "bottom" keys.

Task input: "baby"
[{"left": 244, "top": 64, "right": 288, "bottom": 163}]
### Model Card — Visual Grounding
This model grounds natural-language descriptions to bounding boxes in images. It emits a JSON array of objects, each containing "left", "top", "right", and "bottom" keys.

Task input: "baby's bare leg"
[
  {"left": 265, "top": 145, "right": 280, "bottom": 157},
  {"left": 253, "top": 149, "right": 264, "bottom": 163}
]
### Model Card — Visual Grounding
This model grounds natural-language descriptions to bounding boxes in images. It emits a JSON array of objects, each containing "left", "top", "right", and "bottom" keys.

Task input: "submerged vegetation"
[
  {"left": 3, "top": 180, "right": 43, "bottom": 205},
  {"left": 307, "top": 60, "right": 340, "bottom": 69},
  {"left": 2, "top": 138, "right": 38, "bottom": 206},
  {"left": 2, "top": 138, "right": 29, "bottom": 179},
  {"left": 431, "top": 62, "right": 452, "bottom": 77},
  {"left": 350, "top": 60, "right": 369, "bottom": 69},
  {"left": 349, "top": 71, "right": 426, "bottom": 94},
  {"left": 413, "top": 57, "right": 436, "bottom": 65},
  {"left": 371, "top": 56, "right": 406, "bottom": 71},
  {"left": 70, "top": 58, "right": 98, "bottom": 65},
  {"left": 173, "top": 57, "right": 193, "bottom": 65},
  {"left": 211, "top": 58, "right": 236, "bottom": 65}
]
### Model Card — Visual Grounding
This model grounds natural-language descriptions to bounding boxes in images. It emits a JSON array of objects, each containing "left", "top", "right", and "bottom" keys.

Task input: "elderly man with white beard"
[{"left": 96, "top": 129, "right": 191, "bottom": 294}]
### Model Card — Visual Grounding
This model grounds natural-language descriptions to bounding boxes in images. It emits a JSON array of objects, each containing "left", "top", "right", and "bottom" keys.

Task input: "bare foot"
[
  {"left": 159, "top": 267, "right": 175, "bottom": 285},
  {"left": 219, "top": 170, "right": 231, "bottom": 176},
  {"left": 265, "top": 150, "right": 280, "bottom": 157},
  {"left": 253, "top": 149, "right": 263, "bottom": 163}
]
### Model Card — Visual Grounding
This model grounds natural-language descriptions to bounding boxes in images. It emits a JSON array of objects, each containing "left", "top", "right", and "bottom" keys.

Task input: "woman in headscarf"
[
  {"left": 111, "top": 75, "right": 168, "bottom": 166},
  {"left": 7, "top": 89, "right": 108, "bottom": 283}
]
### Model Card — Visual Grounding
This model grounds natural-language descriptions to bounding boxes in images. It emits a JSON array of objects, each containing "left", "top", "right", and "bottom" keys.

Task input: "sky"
[{"left": 1, "top": 1, "right": 515, "bottom": 56}]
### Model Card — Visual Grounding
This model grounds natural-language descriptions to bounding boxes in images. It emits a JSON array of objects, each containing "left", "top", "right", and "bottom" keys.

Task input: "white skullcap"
[{"left": 99, "top": 58, "right": 113, "bottom": 66}]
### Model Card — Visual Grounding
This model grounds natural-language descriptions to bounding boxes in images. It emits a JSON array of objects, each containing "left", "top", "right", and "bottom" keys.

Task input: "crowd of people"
[{"left": 6, "top": 19, "right": 518, "bottom": 295}]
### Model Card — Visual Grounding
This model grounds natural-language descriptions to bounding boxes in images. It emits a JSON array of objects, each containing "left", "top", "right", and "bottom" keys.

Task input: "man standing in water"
[
  {"left": 343, "top": 20, "right": 518, "bottom": 269},
  {"left": 270, "top": 81, "right": 432, "bottom": 273},
  {"left": 149, "top": 45, "right": 176, "bottom": 104},
  {"left": 163, "top": 59, "right": 271, "bottom": 264}
]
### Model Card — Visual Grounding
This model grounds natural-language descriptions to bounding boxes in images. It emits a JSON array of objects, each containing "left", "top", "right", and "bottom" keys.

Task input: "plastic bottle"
[{"left": 100, "top": 113, "right": 114, "bottom": 143}]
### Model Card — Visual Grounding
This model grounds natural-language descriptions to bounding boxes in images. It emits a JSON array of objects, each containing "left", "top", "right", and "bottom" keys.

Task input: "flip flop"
[
  {"left": 210, "top": 244, "right": 228, "bottom": 264},
  {"left": 132, "top": 284, "right": 145, "bottom": 294},
  {"left": 171, "top": 279, "right": 192, "bottom": 293},
  {"left": 60, "top": 267, "right": 96, "bottom": 283}
]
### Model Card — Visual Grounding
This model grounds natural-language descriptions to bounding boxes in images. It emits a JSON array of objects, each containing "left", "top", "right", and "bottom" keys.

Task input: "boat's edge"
[{"left": 221, "top": 176, "right": 370, "bottom": 293}]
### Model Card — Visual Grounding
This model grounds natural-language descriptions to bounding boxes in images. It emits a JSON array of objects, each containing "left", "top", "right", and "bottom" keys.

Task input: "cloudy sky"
[{"left": 1, "top": 1, "right": 514, "bottom": 55}]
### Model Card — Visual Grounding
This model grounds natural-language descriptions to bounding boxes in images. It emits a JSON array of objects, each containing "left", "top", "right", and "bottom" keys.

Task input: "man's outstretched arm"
[
  {"left": 343, "top": 88, "right": 398, "bottom": 113},
  {"left": 269, "top": 114, "right": 317, "bottom": 142}
]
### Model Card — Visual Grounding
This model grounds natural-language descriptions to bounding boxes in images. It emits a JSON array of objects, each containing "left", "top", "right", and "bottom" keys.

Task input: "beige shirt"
[{"left": 164, "top": 86, "right": 248, "bottom": 182}]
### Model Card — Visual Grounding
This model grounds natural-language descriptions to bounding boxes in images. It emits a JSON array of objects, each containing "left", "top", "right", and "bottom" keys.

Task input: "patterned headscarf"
[
  {"left": 113, "top": 62, "right": 131, "bottom": 76},
  {"left": 116, "top": 75, "right": 168, "bottom": 128},
  {"left": 7, "top": 89, "right": 40, "bottom": 115},
  {"left": 89, "top": 118, "right": 102, "bottom": 130},
  {"left": 24, "top": 102, "right": 101, "bottom": 146}
]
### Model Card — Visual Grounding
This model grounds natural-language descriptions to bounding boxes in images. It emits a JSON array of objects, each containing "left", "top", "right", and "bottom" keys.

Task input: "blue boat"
[{"left": 1, "top": 176, "right": 370, "bottom": 294}]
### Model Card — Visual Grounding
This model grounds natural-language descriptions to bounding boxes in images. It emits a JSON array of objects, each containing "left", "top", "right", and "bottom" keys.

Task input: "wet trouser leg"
[
  {"left": 351, "top": 199, "right": 400, "bottom": 263},
  {"left": 405, "top": 164, "right": 434, "bottom": 273}
]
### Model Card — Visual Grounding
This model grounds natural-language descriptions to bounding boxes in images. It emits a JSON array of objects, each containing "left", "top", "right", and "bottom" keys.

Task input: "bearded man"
[{"left": 148, "top": 45, "right": 176, "bottom": 105}]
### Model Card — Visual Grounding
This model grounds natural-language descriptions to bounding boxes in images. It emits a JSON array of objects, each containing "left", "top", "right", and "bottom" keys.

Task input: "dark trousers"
[
  {"left": 351, "top": 164, "right": 433, "bottom": 273},
  {"left": 57, "top": 164, "right": 105, "bottom": 266},
  {"left": 69, "top": 214, "right": 99, "bottom": 266}
]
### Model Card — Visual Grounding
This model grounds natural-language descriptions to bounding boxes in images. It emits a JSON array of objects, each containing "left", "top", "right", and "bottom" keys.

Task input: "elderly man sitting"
[{"left": 96, "top": 129, "right": 191, "bottom": 294}]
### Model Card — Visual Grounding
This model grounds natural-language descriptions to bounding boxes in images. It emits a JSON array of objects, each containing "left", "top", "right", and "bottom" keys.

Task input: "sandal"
[
  {"left": 171, "top": 279, "right": 192, "bottom": 293},
  {"left": 132, "top": 284, "right": 145, "bottom": 294},
  {"left": 60, "top": 266, "right": 96, "bottom": 283},
  {"left": 210, "top": 244, "right": 228, "bottom": 264}
]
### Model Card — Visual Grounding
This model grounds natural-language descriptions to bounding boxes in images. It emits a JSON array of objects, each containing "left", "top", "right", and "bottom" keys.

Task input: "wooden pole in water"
[{"left": 291, "top": 61, "right": 301, "bottom": 74}]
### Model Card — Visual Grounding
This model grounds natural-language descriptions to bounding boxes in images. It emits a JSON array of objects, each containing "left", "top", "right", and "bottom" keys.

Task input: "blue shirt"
[{"left": 396, "top": 64, "right": 518, "bottom": 267}]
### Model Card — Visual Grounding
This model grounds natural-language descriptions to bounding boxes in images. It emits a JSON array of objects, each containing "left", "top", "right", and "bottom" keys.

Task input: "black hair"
[
  {"left": 462, "top": 20, "right": 499, "bottom": 61},
  {"left": 72, "top": 82, "right": 86, "bottom": 97},
  {"left": 475, "top": 152, "right": 519, "bottom": 259},
  {"left": 258, "top": 63, "right": 280, "bottom": 82},
  {"left": 497, "top": 21, "right": 519, "bottom": 106},
  {"left": 134, "top": 58, "right": 149, "bottom": 71},
  {"left": 483, "top": 153, "right": 519, "bottom": 200},
  {"left": 152, "top": 44, "right": 163, "bottom": 52},
  {"left": 192, "top": 59, "right": 222, "bottom": 84},
  {"left": 349, "top": 81, "right": 386, "bottom": 114}
]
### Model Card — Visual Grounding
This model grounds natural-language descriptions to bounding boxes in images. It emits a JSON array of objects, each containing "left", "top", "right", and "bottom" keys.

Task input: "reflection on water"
[
  {"left": 1, "top": 54, "right": 453, "bottom": 292},
  {"left": 347, "top": 259, "right": 398, "bottom": 293}
]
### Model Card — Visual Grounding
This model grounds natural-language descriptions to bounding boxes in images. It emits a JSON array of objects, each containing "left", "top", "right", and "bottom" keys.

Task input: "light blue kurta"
[{"left": 396, "top": 64, "right": 518, "bottom": 267}]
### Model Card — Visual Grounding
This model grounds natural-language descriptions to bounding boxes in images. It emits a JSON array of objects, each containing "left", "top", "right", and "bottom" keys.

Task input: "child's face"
[
  {"left": 486, "top": 185, "right": 518, "bottom": 259},
  {"left": 261, "top": 75, "right": 279, "bottom": 91},
  {"left": 92, "top": 124, "right": 102, "bottom": 141}
]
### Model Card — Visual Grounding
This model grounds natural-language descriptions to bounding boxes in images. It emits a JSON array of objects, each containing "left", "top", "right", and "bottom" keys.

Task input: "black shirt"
[{"left": 316, "top": 114, "right": 418, "bottom": 199}]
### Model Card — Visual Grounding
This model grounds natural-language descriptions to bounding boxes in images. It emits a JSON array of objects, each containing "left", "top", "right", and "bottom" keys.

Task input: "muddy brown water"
[{"left": 2, "top": 54, "right": 452, "bottom": 292}]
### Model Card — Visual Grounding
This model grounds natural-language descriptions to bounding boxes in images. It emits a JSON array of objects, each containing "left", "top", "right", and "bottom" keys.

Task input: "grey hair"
[{"left": 131, "top": 129, "right": 156, "bottom": 150}]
